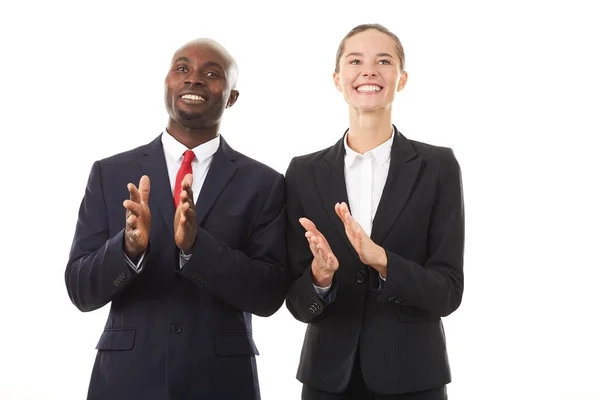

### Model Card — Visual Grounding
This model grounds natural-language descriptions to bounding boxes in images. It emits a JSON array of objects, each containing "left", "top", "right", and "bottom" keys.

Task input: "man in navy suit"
[{"left": 65, "top": 38, "right": 289, "bottom": 400}]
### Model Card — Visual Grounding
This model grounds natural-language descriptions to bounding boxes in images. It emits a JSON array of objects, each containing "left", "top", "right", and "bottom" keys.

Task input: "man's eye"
[
  {"left": 349, "top": 59, "right": 361, "bottom": 65},
  {"left": 379, "top": 60, "right": 391, "bottom": 65},
  {"left": 206, "top": 71, "right": 219, "bottom": 77},
  {"left": 175, "top": 66, "right": 187, "bottom": 72}
]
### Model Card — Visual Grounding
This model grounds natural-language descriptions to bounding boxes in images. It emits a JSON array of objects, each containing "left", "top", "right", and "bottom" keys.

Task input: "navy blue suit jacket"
[{"left": 65, "top": 135, "right": 288, "bottom": 400}]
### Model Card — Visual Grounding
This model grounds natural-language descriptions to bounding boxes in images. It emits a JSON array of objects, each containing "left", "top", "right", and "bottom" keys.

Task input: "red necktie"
[{"left": 174, "top": 150, "right": 195, "bottom": 208}]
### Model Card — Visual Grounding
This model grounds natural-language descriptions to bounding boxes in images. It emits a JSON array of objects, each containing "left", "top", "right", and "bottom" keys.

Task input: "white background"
[{"left": 1, "top": 1, "right": 599, "bottom": 399}]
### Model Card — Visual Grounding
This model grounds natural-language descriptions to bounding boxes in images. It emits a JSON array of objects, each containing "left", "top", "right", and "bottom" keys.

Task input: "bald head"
[{"left": 172, "top": 38, "right": 238, "bottom": 89}]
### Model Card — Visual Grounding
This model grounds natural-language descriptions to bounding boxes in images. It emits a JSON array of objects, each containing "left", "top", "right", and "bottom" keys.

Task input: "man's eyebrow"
[
  {"left": 172, "top": 58, "right": 225, "bottom": 71},
  {"left": 203, "top": 61, "right": 225, "bottom": 70}
]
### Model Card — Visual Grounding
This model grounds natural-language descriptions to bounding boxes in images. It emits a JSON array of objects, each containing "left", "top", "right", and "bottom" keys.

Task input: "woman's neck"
[{"left": 346, "top": 107, "right": 393, "bottom": 154}]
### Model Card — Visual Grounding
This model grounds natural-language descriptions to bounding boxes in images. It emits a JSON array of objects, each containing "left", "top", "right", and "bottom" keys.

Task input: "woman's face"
[{"left": 334, "top": 29, "right": 407, "bottom": 113}]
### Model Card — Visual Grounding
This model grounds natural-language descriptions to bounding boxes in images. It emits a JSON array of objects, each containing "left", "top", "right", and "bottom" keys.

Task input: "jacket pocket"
[
  {"left": 95, "top": 328, "right": 136, "bottom": 351},
  {"left": 214, "top": 334, "right": 259, "bottom": 356}
]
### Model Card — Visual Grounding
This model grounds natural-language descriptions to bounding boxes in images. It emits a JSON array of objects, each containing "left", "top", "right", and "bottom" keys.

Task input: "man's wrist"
[
  {"left": 123, "top": 240, "right": 145, "bottom": 262},
  {"left": 180, "top": 233, "right": 197, "bottom": 255}
]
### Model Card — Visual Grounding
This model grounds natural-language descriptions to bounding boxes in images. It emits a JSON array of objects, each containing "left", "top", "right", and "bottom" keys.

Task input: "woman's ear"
[{"left": 397, "top": 71, "right": 408, "bottom": 92}]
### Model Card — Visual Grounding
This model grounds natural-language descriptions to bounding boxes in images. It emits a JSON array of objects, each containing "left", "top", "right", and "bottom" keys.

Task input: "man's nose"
[{"left": 185, "top": 72, "right": 206, "bottom": 86}]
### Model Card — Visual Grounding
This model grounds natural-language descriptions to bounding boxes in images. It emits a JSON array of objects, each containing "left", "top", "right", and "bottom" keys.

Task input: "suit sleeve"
[
  {"left": 65, "top": 161, "right": 143, "bottom": 312},
  {"left": 284, "top": 158, "right": 338, "bottom": 323},
  {"left": 178, "top": 173, "right": 290, "bottom": 317},
  {"left": 378, "top": 149, "right": 465, "bottom": 317}
]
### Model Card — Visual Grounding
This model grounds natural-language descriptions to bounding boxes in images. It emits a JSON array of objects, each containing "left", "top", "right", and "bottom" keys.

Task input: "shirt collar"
[
  {"left": 161, "top": 129, "right": 221, "bottom": 164},
  {"left": 344, "top": 129, "right": 394, "bottom": 167}
]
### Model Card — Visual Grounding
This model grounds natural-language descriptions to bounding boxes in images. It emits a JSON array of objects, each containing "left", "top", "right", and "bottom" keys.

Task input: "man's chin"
[
  {"left": 179, "top": 110, "right": 204, "bottom": 121},
  {"left": 173, "top": 111, "right": 216, "bottom": 130}
]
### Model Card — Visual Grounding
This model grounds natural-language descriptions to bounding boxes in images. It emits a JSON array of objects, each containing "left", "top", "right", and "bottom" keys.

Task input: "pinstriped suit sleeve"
[
  {"left": 285, "top": 158, "right": 338, "bottom": 323},
  {"left": 378, "top": 148, "right": 464, "bottom": 317}
]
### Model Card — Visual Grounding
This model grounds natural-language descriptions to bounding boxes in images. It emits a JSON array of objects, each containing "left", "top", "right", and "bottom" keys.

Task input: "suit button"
[
  {"left": 387, "top": 295, "right": 397, "bottom": 302},
  {"left": 356, "top": 271, "right": 366, "bottom": 284},
  {"left": 191, "top": 272, "right": 198, "bottom": 279},
  {"left": 394, "top": 299, "right": 402, "bottom": 304},
  {"left": 171, "top": 324, "right": 182, "bottom": 334},
  {"left": 308, "top": 306, "right": 316, "bottom": 314}
]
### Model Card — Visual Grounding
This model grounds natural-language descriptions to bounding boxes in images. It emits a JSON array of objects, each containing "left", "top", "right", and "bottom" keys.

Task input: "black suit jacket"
[
  {"left": 65, "top": 135, "right": 288, "bottom": 400},
  {"left": 285, "top": 127, "right": 464, "bottom": 395}
]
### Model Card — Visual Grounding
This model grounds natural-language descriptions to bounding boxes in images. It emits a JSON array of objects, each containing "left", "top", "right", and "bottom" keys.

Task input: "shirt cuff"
[
  {"left": 179, "top": 250, "right": 192, "bottom": 269},
  {"left": 313, "top": 283, "right": 331, "bottom": 296},
  {"left": 123, "top": 250, "right": 146, "bottom": 273},
  {"left": 377, "top": 273, "right": 386, "bottom": 290}
]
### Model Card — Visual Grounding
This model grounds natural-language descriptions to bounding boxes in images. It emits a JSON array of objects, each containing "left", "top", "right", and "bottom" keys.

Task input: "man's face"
[{"left": 164, "top": 42, "right": 238, "bottom": 129}]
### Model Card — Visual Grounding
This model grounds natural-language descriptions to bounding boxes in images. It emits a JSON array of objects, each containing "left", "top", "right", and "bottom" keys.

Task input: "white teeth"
[
  {"left": 357, "top": 85, "right": 382, "bottom": 93},
  {"left": 181, "top": 94, "right": 206, "bottom": 101}
]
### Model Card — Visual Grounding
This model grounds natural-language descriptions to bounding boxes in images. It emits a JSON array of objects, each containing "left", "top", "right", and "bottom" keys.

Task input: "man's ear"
[{"left": 226, "top": 89, "right": 239, "bottom": 108}]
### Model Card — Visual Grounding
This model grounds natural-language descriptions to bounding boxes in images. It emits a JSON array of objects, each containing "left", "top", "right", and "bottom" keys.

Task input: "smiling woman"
[
  {"left": 334, "top": 24, "right": 407, "bottom": 114},
  {"left": 284, "top": 23, "right": 464, "bottom": 400}
]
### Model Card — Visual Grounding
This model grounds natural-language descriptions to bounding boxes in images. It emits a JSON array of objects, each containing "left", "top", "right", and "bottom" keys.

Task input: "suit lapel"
[
  {"left": 370, "top": 128, "right": 422, "bottom": 245},
  {"left": 313, "top": 136, "right": 360, "bottom": 259},
  {"left": 138, "top": 135, "right": 176, "bottom": 240},
  {"left": 194, "top": 137, "right": 238, "bottom": 226}
]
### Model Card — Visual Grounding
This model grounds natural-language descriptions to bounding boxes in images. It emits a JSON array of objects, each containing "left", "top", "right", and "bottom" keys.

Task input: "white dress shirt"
[
  {"left": 124, "top": 130, "right": 221, "bottom": 272},
  {"left": 161, "top": 129, "right": 221, "bottom": 204},
  {"left": 314, "top": 130, "right": 394, "bottom": 296}
]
